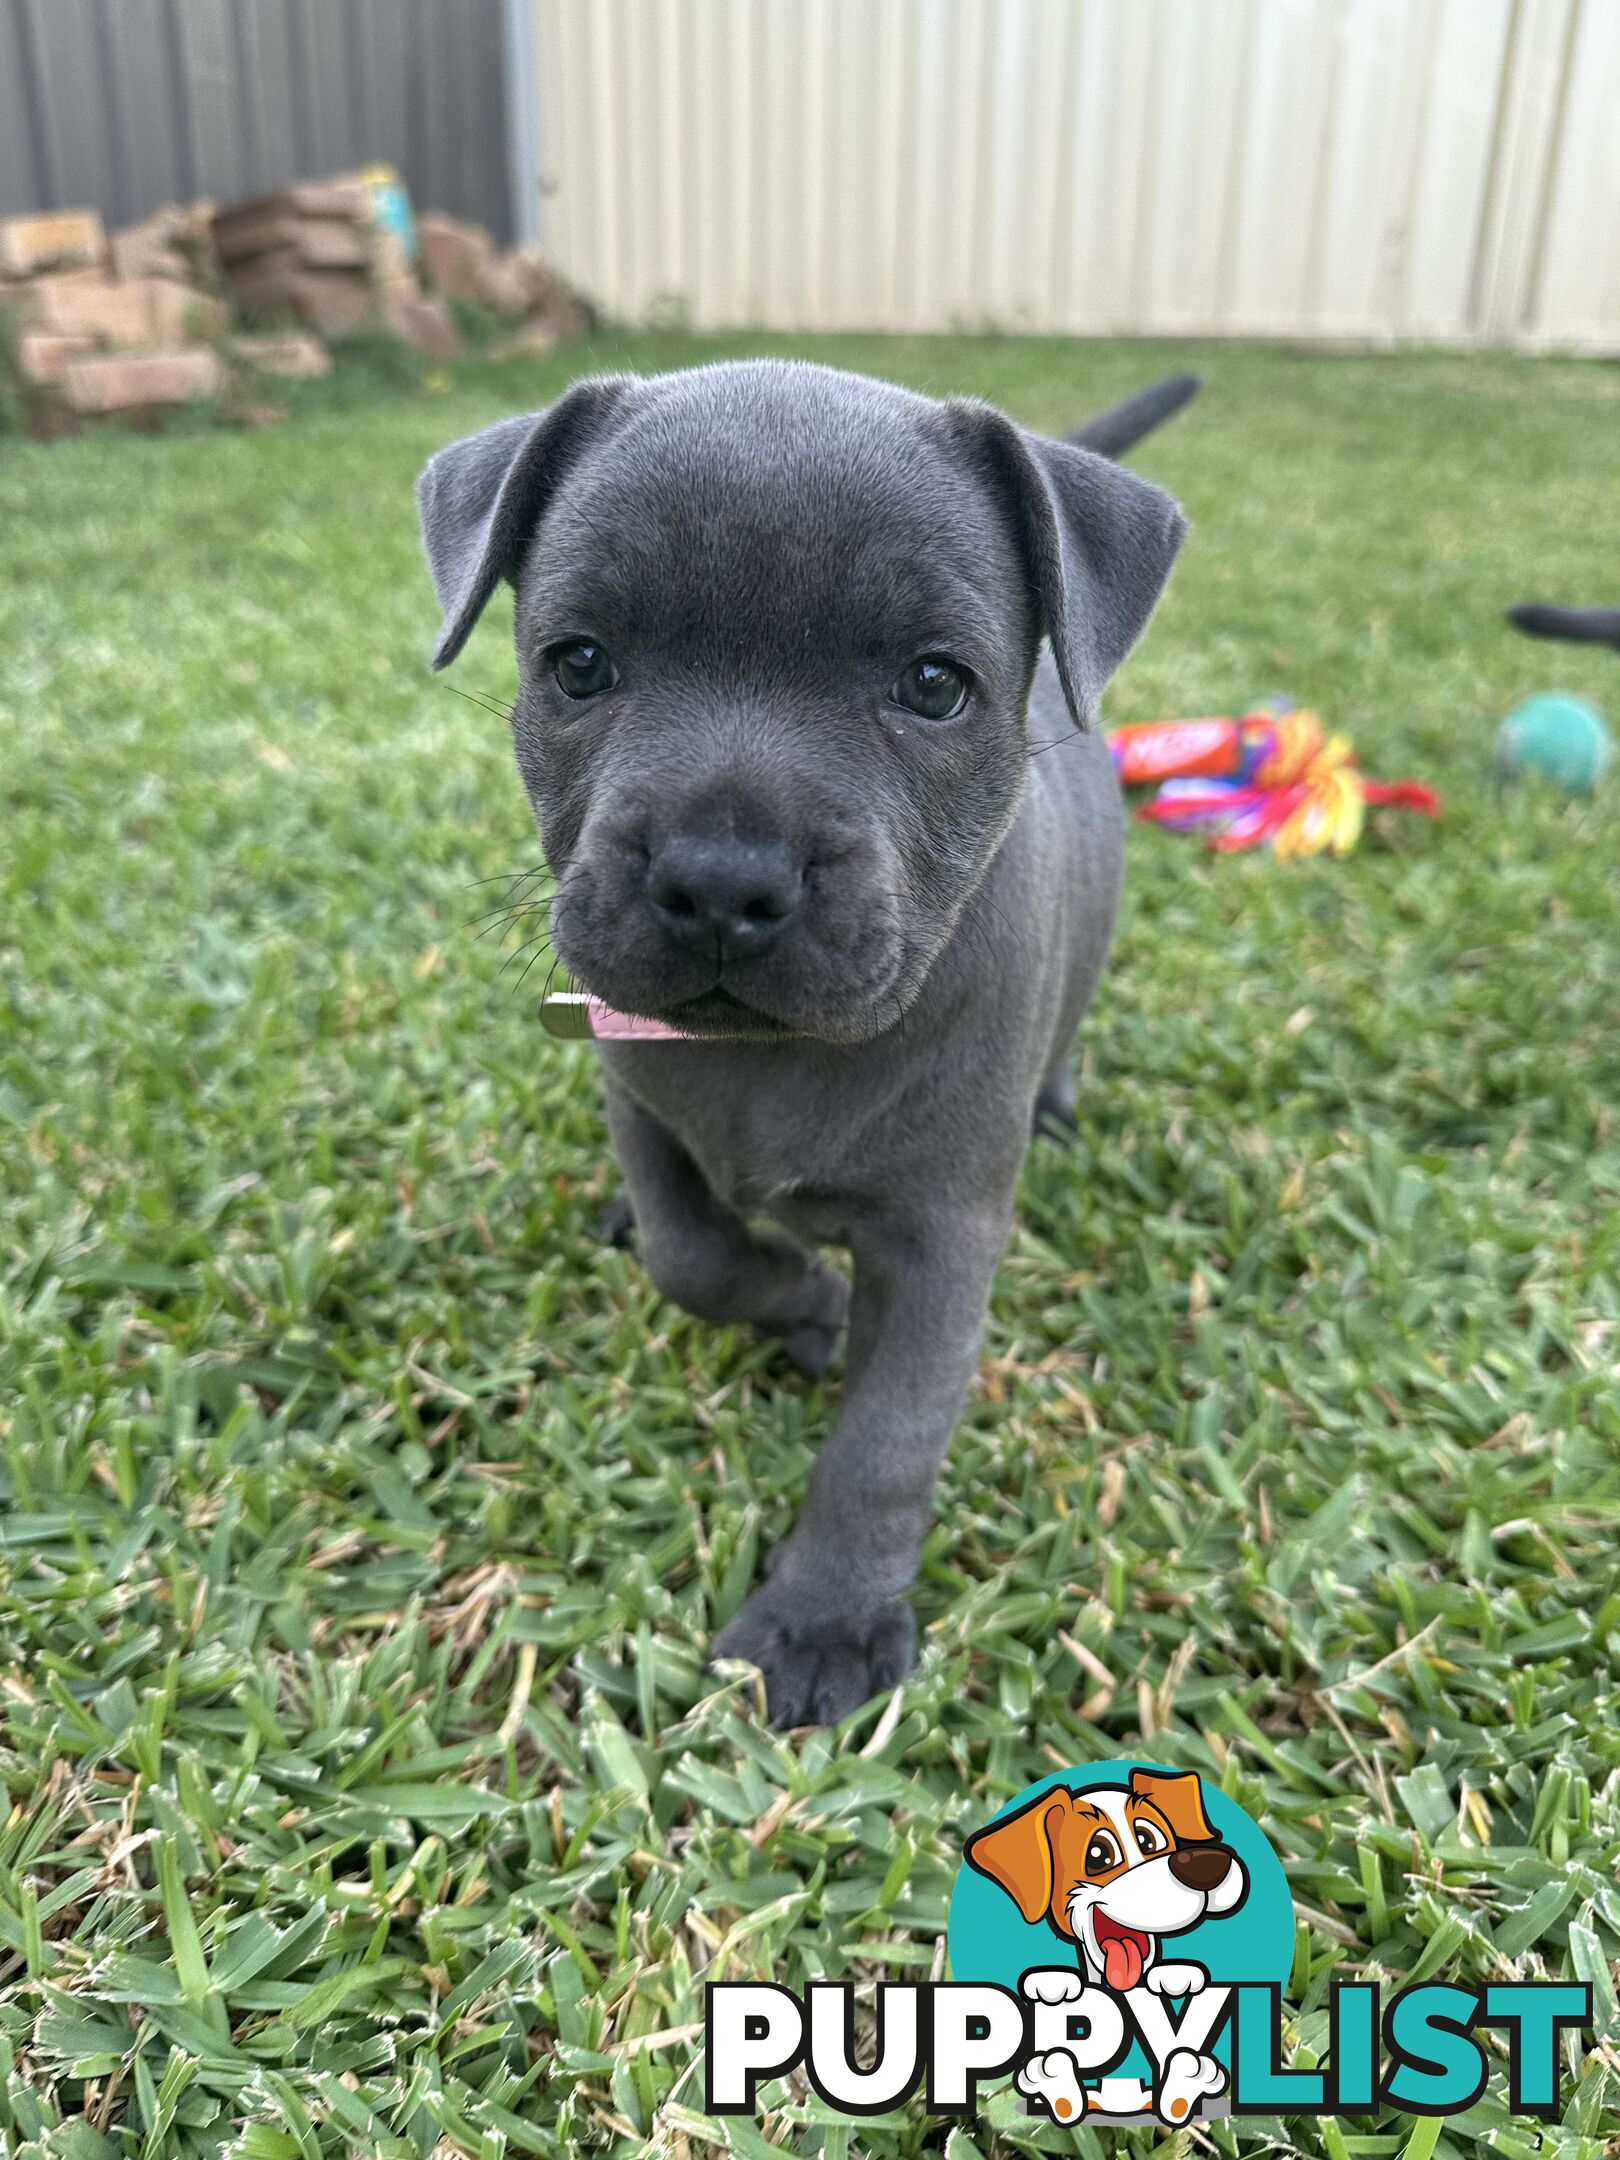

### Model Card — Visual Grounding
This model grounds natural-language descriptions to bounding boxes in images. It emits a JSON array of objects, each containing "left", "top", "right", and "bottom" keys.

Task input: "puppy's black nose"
[
  {"left": 646, "top": 833, "right": 804, "bottom": 961},
  {"left": 1168, "top": 1846, "right": 1232, "bottom": 1892}
]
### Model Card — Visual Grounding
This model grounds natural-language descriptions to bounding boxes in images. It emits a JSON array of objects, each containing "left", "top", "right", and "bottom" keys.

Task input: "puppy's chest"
[
  {"left": 601, "top": 1046, "right": 871, "bottom": 1222},
  {"left": 673, "top": 1102, "right": 806, "bottom": 1216}
]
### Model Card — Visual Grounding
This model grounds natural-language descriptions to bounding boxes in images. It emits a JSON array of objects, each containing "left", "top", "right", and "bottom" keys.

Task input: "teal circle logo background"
[{"left": 947, "top": 1761, "right": 1294, "bottom": 2080}]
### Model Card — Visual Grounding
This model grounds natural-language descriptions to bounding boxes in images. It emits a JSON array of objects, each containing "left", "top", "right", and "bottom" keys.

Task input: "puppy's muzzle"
[
  {"left": 646, "top": 831, "right": 806, "bottom": 963},
  {"left": 1168, "top": 1846, "right": 1234, "bottom": 1893}
]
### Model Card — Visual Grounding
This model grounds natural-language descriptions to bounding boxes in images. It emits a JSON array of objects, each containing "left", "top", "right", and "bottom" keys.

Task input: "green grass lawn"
[{"left": 2, "top": 331, "right": 1618, "bottom": 2160}]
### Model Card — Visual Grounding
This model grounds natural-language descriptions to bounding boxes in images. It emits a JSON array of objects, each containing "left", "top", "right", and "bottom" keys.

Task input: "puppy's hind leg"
[
  {"left": 1032, "top": 1061, "right": 1078, "bottom": 1142},
  {"left": 596, "top": 1188, "right": 637, "bottom": 1248},
  {"left": 604, "top": 1086, "right": 848, "bottom": 1378}
]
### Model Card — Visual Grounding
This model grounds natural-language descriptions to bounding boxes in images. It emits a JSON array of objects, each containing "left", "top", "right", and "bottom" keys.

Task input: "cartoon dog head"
[{"left": 964, "top": 1769, "right": 1247, "bottom": 1991}]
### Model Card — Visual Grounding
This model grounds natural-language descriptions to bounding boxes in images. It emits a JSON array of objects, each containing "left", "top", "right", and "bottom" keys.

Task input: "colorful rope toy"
[{"left": 1108, "top": 701, "right": 1439, "bottom": 858}]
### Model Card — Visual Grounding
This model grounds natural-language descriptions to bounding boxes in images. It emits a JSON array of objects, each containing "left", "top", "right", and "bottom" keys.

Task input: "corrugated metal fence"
[
  {"left": 534, "top": 0, "right": 1620, "bottom": 352},
  {"left": 0, "top": 0, "right": 517, "bottom": 242}
]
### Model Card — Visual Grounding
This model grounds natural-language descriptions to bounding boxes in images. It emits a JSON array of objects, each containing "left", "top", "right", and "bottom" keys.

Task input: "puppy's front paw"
[
  {"left": 1022, "top": 1967, "right": 1087, "bottom": 2005},
  {"left": 760, "top": 1264, "right": 850, "bottom": 1381},
  {"left": 1143, "top": 1961, "right": 1208, "bottom": 1998},
  {"left": 712, "top": 1578, "right": 915, "bottom": 1728}
]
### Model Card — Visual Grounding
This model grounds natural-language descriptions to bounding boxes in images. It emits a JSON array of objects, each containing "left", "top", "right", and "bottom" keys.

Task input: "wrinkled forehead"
[{"left": 521, "top": 375, "right": 1023, "bottom": 669}]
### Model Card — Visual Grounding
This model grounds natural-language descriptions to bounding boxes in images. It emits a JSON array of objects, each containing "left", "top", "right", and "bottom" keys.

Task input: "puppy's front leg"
[
  {"left": 605, "top": 1086, "right": 849, "bottom": 1375},
  {"left": 714, "top": 1194, "right": 1014, "bottom": 1726}
]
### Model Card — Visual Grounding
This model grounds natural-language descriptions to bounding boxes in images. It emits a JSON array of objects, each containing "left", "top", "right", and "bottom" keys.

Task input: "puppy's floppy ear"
[
  {"left": 947, "top": 401, "right": 1186, "bottom": 727},
  {"left": 1129, "top": 1768, "right": 1216, "bottom": 1844},
  {"left": 964, "top": 1788, "right": 1073, "bottom": 1924},
  {"left": 415, "top": 375, "right": 634, "bottom": 670}
]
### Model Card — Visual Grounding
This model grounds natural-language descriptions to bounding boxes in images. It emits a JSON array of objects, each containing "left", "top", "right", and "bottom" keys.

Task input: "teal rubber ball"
[{"left": 1496, "top": 694, "right": 1614, "bottom": 795}]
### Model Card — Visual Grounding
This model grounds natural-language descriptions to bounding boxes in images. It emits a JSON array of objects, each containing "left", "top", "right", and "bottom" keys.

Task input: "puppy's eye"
[
  {"left": 549, "top": 639, "right": 617, "bottom": 699},
  {"left": 1084, "top": 1832, "right": 1121, "bottom": 1874},
  {"left": 1134, "top": 1821, "right": 1167, "bottom": 1856},
  {"left": 891, "top": 655, "right": 969, "bottom": 721}
]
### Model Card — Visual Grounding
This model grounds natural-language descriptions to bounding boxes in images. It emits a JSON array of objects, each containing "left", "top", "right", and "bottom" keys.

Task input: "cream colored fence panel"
[
  {"left": 1523, "top": 0, "right": 1620, "bottom": 352},
  {"left": 532, "top": 0, "right": 1620, "bottom": 352}
]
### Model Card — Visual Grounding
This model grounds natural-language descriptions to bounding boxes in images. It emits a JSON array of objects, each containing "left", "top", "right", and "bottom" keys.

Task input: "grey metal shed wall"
[{"left": 0, "top": 0, "right": 515, "bottom": 242}]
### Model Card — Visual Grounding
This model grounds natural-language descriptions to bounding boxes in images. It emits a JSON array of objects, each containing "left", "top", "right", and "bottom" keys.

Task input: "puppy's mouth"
[
  {"left": 644, "top": 983, "right": 797, "bottom": 1041},
  {"left": 547, "top": 838, "right": 922, "bottom": 1045},
  {"left": 1090, "top": 1910, "right": 1153, "bottom": 1992}
]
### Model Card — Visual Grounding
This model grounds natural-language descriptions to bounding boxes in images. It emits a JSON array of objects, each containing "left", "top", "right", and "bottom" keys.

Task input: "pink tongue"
[{"left": 1104, "top": 1936, "right": 1144, "bottom": 1991}]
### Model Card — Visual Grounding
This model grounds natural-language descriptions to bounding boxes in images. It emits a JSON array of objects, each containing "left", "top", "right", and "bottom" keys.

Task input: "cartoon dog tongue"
[{"left": 1102, "top": 1930, "right": 1146, "bottom": 1991}]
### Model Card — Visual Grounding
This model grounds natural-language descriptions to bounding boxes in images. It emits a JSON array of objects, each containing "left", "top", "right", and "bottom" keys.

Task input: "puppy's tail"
[
  {"left": 1068, "top": 373, "right": 1202, "bottom": 459},
  {"left": 1505, "top": 603, "right": 1620, "bottom": 652}
]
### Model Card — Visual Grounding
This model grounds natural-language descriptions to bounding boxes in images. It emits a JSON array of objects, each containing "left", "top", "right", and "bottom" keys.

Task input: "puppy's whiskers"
[
  {"left": 465, "top": 882, "right": 560, "bottom": 936},
  {"left": 472, "top": 866, "right": 590, "bottom": 993},
  {"left": 532, "top": 950, "right": 568, "bottom": 1006},
  {"left": 461, "top": 859, "right": 574, "bottom": 943},
  {"left": 440, "top": 680, "right": 519, "bottom": 724},
  {"left": 464, "top": 860, "right": 552, "bottom": 890},
  {"left": 1027, "top": 722, "right": 1088, "bottom": 758}
]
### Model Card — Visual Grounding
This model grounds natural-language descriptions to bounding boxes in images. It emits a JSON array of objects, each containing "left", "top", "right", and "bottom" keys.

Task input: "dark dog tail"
[
  {"left": 1505, "top": 603, "right": 1620, "bottom": 652},
  {"left": 1068, "top": 373, "right": 1202, "bottom": 459}
]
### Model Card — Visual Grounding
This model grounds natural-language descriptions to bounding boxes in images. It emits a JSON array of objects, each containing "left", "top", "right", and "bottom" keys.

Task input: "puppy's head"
[
  {"left": 417, "top": 361, "right": 1183, "bottom": 1041},
  {"left": 965, "top": 1770, "right": 1246, "bottom": 1988}
]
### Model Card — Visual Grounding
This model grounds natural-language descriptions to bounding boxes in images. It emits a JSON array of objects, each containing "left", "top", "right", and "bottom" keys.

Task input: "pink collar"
[{"left": 540, "top": 992, "right": 689, "bottom": 1042}]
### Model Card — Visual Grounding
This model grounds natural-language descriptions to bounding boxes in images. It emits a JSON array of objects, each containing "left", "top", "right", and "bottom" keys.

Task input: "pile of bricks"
[
  {"left": 415, "top": 211, "right": 591, "bottom": 352},
  {"left": 211, "top": 177, "right": 458, "bottom": 359},
  {"left": 2, "top": 183, "right": 590, "bottom": 429},
  {"left": 211, "top": 186, "right": 585, "bottom": 359},
  {"left": 0, "top": 205, "right": 328, "bottom": 416},
  {"left": 2, "top": 207, "right": 217, "bottom": 413}
]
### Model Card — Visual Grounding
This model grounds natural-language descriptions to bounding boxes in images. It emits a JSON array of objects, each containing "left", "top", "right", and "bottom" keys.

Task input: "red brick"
[
  {"left": 213, "top": 180, "right": 369, "bottom": 245},
  {"left": 12, "top": 274, "right": 221, "bottom": 349},
  {"left": 16, "top": 332, "right": 95, "bottom": 385},
  {"left": 0, "top": 267, "right": 101, "bottom": 328},
  {"left": 143, "top": 280, "right": 228, "bottom": 346},
  {"left": 416, "top": 213, "right": 494, "bottom": 303},
  {"left": 61, "top": 348, "right": 224, "bottom": 414},
  {"left": 0, "top": 209, "right": 106, "bottom": 278},
  {"left": 214, "top": 213, "right": 300, "bottom": 265},
  {"left": 288, "top": 179, "right": 373, "bottom": 220},
  {"left": 221, "top": 244, "right": 299, "bottom": 288},
  {"left": 506, "top": 249, "right": 592, "bottom": 340},
  {"left": 295, "top": 221, "right": 371, "bottom": 271},
  {"left": 228, "top": 332, "right": 332, "bottom": 379},
  {"left": 215, "top": 212, "right": 371, "bottom": 270},
  {"left": 3, "top": 263, "right": 104, "bottom": 296},
  {"left": 385, "top": 293, "right": 464, "bottom": 360},
  {"left": 229, "top": 267, "right": 376, "bottom": 339},
  {"left": 110, "top": 228, "right": 192, "bottom": 284},
  {"left": 475, "top": 253, "right": 533, "bottom": 317},
  {"left": 110, "top": 206, "right": 219, "bottom": 289},
  {"left": 26, "top": 274, "right": 152, "bottom": 344}
]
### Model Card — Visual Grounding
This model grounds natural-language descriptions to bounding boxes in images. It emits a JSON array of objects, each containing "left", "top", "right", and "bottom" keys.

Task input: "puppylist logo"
[
  {"left": 957, "top": 1764, "right": 1259, "bottom": 2123},
  {"left": 706, "top": 1761, "right": 1592, "bottom": 2129}
]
